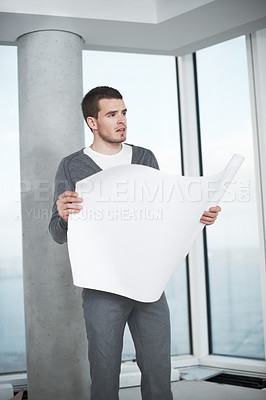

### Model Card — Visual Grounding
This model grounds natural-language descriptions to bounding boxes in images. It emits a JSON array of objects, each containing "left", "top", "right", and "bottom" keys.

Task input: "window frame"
[
  {"left": 246, "top": 30, "right": 266, "bottom": 363},
  {"left": 176, "top": 34, "right": 266, "bottom": 374}
]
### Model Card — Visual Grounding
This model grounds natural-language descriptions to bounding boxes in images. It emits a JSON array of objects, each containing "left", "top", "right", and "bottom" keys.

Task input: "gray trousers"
[{"left": 82, "top": 289, "right": 173, "bottom": 400}]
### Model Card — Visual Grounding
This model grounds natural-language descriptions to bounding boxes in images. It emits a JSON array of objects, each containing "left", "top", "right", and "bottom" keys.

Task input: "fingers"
[
  {"left": 56, "top": 191, "right": 83, "bottom": 222},
  {"left": 200, "top": 206, "right": 221, "bottom": 225},
  {"left": 200, "top": 213, "right": 217, "bottom": 225},
  {"left": 58, "top": 191, "right": 82, "bottom": 203},
  {"left": 209, "top": 206, "right": 221, "bottom": 213}
]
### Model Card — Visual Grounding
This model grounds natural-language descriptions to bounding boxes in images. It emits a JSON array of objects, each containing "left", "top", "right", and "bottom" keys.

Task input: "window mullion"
[{"left": 176, "top": 53, "right": 209, "bottom": 359}]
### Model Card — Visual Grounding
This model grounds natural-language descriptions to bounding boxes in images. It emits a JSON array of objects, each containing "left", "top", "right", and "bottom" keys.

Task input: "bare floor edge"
[{"left": 119, "top": 380, "right": 266, "bottom": 400}]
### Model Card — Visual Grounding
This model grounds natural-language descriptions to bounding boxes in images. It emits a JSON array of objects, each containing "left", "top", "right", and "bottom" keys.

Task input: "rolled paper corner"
[{"left": 208, "top": 154, "right": 245, "bottom": 206}]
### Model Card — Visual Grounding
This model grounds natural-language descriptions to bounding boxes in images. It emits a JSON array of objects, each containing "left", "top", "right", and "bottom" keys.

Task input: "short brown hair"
[{"left": 81, "top": 86, "right": 123, "bottom": 126}]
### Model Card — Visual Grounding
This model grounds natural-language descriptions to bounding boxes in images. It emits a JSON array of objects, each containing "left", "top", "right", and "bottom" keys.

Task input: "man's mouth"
[{"left": 116, "top": 127, "right": 126, "bottom": 133}]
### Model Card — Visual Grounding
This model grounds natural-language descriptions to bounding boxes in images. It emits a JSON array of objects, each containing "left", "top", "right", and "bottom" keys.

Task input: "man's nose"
[{"left": 118, "top": 114, "right": 126, "bottom": 124}]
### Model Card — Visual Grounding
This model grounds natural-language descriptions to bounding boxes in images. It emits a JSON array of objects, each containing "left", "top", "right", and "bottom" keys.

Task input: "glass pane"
[
  {"left": 196, "top": 36, "right": 264, "bottom": 359},
  {"left": 82, "top": 51, "right": 191, "bottom": 358},
  {"left": 0, "top": 46, "right": 26, "bottom": 372}
]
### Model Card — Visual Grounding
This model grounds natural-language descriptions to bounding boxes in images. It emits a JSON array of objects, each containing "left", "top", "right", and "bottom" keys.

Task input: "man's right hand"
[{"left": 56, "top": 191, "right": 83, "bottom": 222}]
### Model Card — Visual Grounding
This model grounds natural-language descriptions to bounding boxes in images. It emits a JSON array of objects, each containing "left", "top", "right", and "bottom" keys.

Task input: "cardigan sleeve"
[
  {"left": 48, "top": 158, "right": 74, "bottom": 244},
  {"left": 146, "top": 149, "right": 160, "bottom": 170}
]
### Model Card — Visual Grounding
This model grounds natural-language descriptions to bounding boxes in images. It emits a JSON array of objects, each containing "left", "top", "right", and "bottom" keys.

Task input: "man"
[{"left": 49, "top": 86, "right": 220, "bottom": 400}]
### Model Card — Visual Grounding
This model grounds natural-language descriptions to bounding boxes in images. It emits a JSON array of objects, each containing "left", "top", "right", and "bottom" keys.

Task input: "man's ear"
[{"left": 87, "top": 116, "right": 97, "bottom": 131}]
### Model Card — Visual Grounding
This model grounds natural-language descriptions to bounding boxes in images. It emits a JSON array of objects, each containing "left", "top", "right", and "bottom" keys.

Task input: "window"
[
  {"left": 0, "top": 45, "right": 26, "bottom": 372},
  {"left": 196, "top": 36, "right": 264, "bottom": 359},
  {"left": 82, "top": 50, "right": 191, "bottom": 358}
]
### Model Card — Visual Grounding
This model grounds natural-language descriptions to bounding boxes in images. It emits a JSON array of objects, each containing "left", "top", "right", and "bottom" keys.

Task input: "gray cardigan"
[{"left": 49, "top": 144, "right": 159, "bottom": 244}]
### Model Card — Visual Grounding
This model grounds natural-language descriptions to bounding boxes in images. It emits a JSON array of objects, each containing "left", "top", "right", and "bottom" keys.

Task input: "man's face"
[{"left": 91, "top": 98, "right": 127, "bottom": 144}]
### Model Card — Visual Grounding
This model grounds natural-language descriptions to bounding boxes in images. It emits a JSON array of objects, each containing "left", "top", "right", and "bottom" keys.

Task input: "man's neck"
[{"left": 90, "top": 140, "right": 123, "bottom": 155}]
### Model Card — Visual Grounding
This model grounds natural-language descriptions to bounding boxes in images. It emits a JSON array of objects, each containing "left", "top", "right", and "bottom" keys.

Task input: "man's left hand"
[{"left": 200, "top": 206, "right": 221, "bottom": 225}]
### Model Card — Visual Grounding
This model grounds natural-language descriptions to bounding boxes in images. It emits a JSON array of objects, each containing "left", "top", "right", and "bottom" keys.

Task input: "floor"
[{"left": 120, "top": 380, "right": 266, "bottom": 400}]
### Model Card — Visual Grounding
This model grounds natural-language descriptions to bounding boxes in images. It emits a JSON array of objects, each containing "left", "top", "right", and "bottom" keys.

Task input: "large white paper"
[{"left": 67, "top": 154, "right": 244, "bottom": 302}]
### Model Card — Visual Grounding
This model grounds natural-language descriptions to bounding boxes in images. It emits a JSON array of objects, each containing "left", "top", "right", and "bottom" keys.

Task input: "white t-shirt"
[{"left": 83, "top": 143, "right": 132, "bottom": 170}]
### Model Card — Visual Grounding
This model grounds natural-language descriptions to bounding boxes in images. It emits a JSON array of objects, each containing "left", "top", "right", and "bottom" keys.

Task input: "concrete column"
[{"left": 17, "top": 30, "right": 89, "bottom": 400}]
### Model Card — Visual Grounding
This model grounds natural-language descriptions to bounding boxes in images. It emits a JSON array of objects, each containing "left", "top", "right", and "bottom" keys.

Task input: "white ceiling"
[
  {"left": 0, "top": 0, "right": 266, "bottom": 55},
  {"left": 156, "top": 0, "right": 216, "bottom": 23},
  {"left": 0, "top": 0, "right": 216, "bottom": 24}
]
